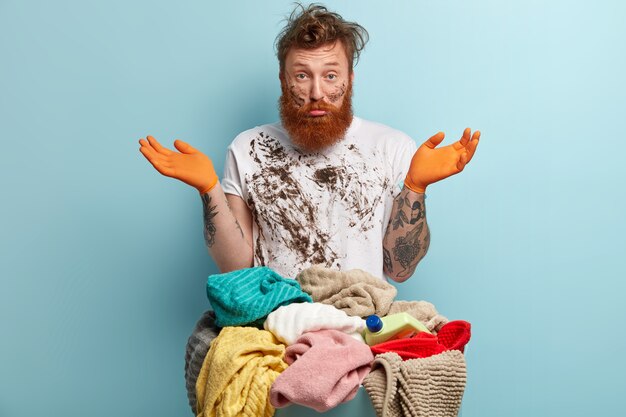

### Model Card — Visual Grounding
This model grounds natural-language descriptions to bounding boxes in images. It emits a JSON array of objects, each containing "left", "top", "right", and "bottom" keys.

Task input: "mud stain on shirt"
[{"left": 246, "top": 132, "right": 390, "bottom": 270}]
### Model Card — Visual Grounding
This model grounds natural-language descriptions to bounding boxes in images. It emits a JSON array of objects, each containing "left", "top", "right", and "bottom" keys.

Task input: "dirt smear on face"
[{"left": 327, "top": 83, "right": 347, "bottom": 104}]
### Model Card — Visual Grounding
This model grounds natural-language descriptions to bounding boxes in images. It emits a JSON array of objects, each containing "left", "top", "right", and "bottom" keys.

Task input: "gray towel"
[
  {"left": 363, "top": 351, "right": 466, "bottom": 417},
  {"left": 184, "top": 310, "right": 221, "bottom": 414},
  {"left": 296, "top": 266, "right": 397, "bottom": 318},
  {"left": 387, "top": 300, "right": 449, "bottom": 334}
]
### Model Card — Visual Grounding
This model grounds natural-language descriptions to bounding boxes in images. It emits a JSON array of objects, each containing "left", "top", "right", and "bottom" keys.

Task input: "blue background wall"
[{"left": 2, "top": 1, "right": 625, "bottom": 416}]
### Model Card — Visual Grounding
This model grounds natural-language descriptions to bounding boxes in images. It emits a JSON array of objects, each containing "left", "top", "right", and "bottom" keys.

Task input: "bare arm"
[
  {"left": 201, "top": 183, "right": 253, "bottom": 272},
  {"left": 386, "top": 128, "right": 480, "bottom": 281},
  {"left": 138, "top": 135, "right": 253, "bottom": 272},
  {"left": 382, "top": 188, "right": 430, "bottom": 282}
]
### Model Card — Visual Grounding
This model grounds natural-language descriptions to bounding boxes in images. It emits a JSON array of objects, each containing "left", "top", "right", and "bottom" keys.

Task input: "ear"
[{"left": 350, "top": 71, "right": 355, "bottom": 83}]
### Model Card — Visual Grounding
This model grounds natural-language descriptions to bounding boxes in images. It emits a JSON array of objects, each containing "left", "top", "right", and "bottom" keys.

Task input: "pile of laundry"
[{"left": 184, "top": 265, "right": 471, "bottom": 417}]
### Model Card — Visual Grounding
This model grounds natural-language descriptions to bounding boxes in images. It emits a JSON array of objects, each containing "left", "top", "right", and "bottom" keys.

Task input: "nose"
[{"left": 309, "top": 78, "right": 324, "bottom": 102}]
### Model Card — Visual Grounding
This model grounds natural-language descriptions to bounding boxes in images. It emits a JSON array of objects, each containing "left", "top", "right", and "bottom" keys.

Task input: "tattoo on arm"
[
  {"left": 225, "top": 198, "right": 244, "bottom": 239},
  {"left": 392, "top": 194, "right": 425, "bottom": 230},
  {"left": 408, "top": 198, "right": 424, "bottom": 224},
  {"left": 393, "top": 221, "right": 426, "bottom": 278},
  {"left": 391, "top": 193, "right": 406, "bottom": 230},
  {"left": 201, "top": 193, "right": 218, "bottom": 248},
  {"left": 384, "top": 189, "right": 429, "bottom": 278},
  {"left": 383, "top": 247, "right": 393, "bottom": 273},
  {"left": 234, "top": 219, "right": 244, "bottom": 238}
]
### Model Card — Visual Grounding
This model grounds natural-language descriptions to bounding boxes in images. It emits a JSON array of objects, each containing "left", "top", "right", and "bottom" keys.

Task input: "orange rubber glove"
[
  {"left": 139, "top": 135, "right": 218, "bottom": 194},
  {"left": 404, "top": 128, "right": 480, "bottom": 194}
]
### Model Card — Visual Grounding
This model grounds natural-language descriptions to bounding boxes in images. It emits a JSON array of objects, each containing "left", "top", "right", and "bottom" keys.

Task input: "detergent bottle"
[{"left": 363, "top": 312, "right": 431, "bottom": 346}]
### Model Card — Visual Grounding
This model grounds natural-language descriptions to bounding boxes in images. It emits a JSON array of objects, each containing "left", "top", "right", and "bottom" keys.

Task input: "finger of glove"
[
  {"left": 466, "top": 133, "right": 480, "bottom": 162},
  {"left": 453, "top": 128, "right": 471, "bottom": 151},
  {"left": 467, "top": 131, "right": 480, "bottom": 162},
  {"left": 174, "top": 139, "right": 199, "bottom": 154},
  {"left": 147, "top": 136, "right": 173, "bottom": 156},
  {"left": 138, "top": 138, "right": 154, "bottom": 151},
  {"left": 423, "top": 132, "right": 445, "bottom": 149},
  {"left": 456, "top": 152, "right": 469, "bottom": 171},
  {"left": 140, "top": 143, "right": 170, "bottom": 165},
  {"left": 459, "top": 128, "right": 471, "bottom": 147}
]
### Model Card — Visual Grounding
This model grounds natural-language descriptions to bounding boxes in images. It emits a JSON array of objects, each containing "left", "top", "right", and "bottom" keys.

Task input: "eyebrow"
[{"left": 292, "top": 61, "right": 341, "bottom": 68}]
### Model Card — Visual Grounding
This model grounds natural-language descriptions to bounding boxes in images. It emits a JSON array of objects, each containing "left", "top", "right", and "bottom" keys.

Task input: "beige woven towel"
[
  {"left": 296, "top": 266, "right": 398, "bottom": 317},
  {"left": 363, "top": 351, "right": 466, "bottom": 417},
  {"left": 387, "top": 300, "right": 449, "bottom": 334},
  {"left": 362, "top": 351, "right": 403, "bottom": 417}
]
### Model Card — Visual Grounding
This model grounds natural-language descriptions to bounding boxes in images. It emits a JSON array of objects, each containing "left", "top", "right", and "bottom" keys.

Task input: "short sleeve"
[
  {"left": 391, "top": 134, "right": 418, "bottom": 196},
  {"left": 221, "top": 144, "right": 247, "bottom": 202}
]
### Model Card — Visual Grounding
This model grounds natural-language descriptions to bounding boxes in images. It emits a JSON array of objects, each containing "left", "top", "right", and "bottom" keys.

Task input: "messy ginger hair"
[{"left": 275, "top": 3, "right": 369, "bottom": 73}]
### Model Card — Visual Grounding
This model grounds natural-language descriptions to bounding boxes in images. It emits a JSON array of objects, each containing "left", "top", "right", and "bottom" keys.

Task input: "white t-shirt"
[{"left": 221, "top": 116, "right": 417, "bottom": 280}]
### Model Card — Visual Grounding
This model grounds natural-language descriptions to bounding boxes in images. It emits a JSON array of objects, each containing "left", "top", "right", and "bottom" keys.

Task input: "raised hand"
[
  {"left": 138, "top": 135, "right": 218, "bottom": 194},
  {"left": 404, "top": 128, "right": 480, "bottom": 193}
]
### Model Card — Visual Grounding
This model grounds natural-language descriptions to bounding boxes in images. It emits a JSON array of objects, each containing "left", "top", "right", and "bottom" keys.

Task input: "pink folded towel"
[{"left": 270, "top": 329, "right": 374, "bottom": 412}]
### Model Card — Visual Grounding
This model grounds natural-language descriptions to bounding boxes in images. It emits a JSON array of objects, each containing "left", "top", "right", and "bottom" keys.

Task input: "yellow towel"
[{"left": 196, "top": 326, "right": 287, "bottom": 417}]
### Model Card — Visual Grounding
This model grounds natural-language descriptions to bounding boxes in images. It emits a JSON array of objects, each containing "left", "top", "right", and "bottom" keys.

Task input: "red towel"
[
  {"left": 437, "top": 320, "right": 471, "bottom": 352},
  {"left": 370, "top": 320, "right": 471, "bottom": 360}
]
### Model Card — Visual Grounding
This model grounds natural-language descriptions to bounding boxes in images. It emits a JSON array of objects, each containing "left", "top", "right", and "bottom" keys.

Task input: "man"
[{"left": 139, "top": 4, "right": 479, "bottom": 283}]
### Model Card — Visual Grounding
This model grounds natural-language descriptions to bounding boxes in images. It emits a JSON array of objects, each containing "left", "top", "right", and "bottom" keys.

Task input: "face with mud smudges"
[{"left": 279, "top": 41, "right": 355, "bottom": 151}]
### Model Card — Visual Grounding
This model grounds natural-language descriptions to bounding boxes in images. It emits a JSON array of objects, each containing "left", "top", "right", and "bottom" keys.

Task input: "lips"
[{"left": 308, "top": 110, "right": 327, "bottom": 116}]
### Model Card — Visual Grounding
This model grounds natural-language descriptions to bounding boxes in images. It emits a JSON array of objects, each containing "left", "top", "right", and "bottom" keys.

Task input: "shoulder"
[
  {"left": 352, "top": 117, "right": 415, "bottom": 149},
  {"left": 227, "top": 122, "right": 285, "bottom": 152}
]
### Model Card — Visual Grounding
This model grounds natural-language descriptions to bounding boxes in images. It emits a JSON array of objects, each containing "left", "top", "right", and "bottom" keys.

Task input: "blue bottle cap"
[{"left": 366, "top": 315, "right": 383, "bottom": 332}]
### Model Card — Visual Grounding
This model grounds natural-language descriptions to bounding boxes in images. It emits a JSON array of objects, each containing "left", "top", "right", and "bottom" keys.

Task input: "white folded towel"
[{"left": 264, "top": 302, "right": 367, "bottom": 345}]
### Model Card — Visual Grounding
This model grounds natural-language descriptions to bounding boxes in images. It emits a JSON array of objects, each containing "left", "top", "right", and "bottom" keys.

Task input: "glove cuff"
[
  {"left": 198, "top": 175, "right": 219, "bottom": 195},
  {"left": 403, "top": 178, "right": 426, "bottom": 194}
]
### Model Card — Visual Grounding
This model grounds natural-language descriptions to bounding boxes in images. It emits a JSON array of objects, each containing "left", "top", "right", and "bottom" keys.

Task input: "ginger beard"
[{"left": 279, "top": 77, "right": 353, "bottom": 152}]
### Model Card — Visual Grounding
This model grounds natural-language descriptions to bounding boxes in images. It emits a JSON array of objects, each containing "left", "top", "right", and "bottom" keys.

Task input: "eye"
[
  {"left": 296, "top": 73, "right": 307, "bottom": 80},
  {"left": 327, "top": 74, "right": 337, "bottom": 80}
]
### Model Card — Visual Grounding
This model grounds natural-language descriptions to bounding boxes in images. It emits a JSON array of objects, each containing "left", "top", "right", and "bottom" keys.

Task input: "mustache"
[{"left": 297, "top": 101, "right": 339, "bottom": 114}]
